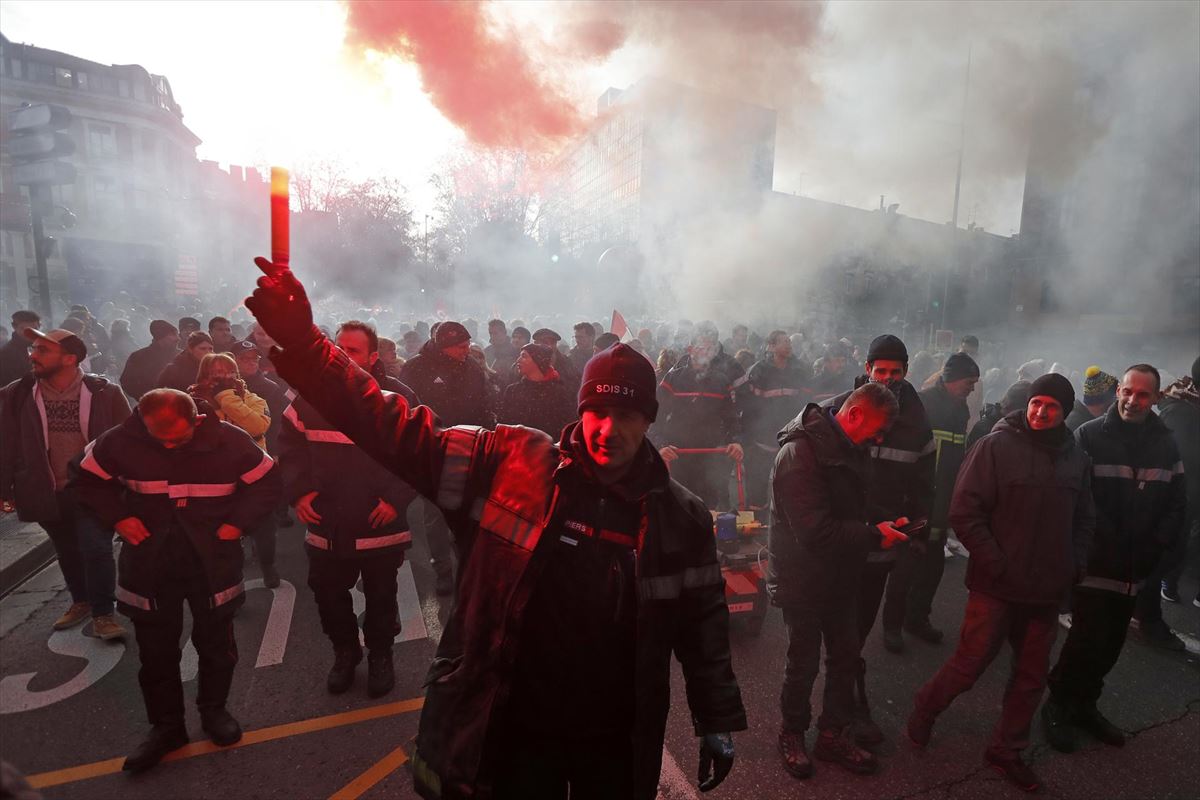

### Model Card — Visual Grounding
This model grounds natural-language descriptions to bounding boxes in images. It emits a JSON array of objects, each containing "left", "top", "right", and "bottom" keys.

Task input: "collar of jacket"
[
  {"left": 1100, "top": 402, "right": 1165, "bottom": 438},
  {"left": 779, "top": 403, "right": 861, "bottom": 466},
  {"left": 556, "top": 420, "right": 669, "bottom": 502},
  {"left": 996, "top": 409, "right": 1074, "bottom": 452}
]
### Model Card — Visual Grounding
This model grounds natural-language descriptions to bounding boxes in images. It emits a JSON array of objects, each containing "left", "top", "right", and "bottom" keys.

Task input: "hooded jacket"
[
  {"left": 156, "top": 349, "right": 203, "bottom": 392},
  {"left": 1075, "top": 406, "right": 1186, "bottom": 591},
  {"left": 0, "top": 372, "right": 131, "bottom": 521},
  {"left": 767, "top": 404, "right": 876, "bottom": 607},
  {"left": 69, "top": 410, "right": 280, "bottom": 616},
  {"left": 270, "top": 333, "right": 745, "bottom": 800},
  {"left": 826, "top": 377, "right": 935, "bottom": 557},
  {"left": 949, "top": 412, "right": 1095, "bottom": 605}
]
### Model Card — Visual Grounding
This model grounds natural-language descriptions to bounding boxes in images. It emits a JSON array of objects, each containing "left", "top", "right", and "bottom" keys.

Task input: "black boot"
[
  {"left": 367, "top": 649, "right": 395, "bottom": 698},
  {"left": 200, "top": 707, "right": 243, "bottom": 746},
  {"left": 778, "top": 730, "right": 813, "bottom": 779},
  {"left": 882, "top": 627, "right": 906, "bottom": 653},
  {"left": 813, "top": 727, "right": 878, "bottom": 775},
  {"left": 851, "top": 666, "right": 884, "bottom": 746},
  {"left": 904, "top": 618, "right": 944, "bottom": 644},
  {"left": 261, "top": 563, "right": 281, "bottom": 589},
  {"left": 123, "top": 722, "right": 189, "bottom": 773},
  {"left": 1041, "top": 698, "right": 1078, "bottom": 753},
  {"left": 327, "top": 645, "right": 363, "bottom": 695},
  {"left": 1075, "top": 704, "right": 1125, "bottom": 747}
]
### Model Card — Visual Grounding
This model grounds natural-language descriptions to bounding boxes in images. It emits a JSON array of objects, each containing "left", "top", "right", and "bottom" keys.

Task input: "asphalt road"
[{"left": 1, "top": 528, "right": 1197, "bottom": 800}]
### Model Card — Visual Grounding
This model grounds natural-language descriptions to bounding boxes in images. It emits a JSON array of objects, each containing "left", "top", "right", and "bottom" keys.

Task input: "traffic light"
[{"left": 7, "top": 103, "right": 76, "bottom": 187}]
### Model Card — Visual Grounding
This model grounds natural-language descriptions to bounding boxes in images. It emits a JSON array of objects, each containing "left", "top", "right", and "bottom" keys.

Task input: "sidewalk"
[{"left": 0, "top": 512, "right": 55, "bottom": 598}]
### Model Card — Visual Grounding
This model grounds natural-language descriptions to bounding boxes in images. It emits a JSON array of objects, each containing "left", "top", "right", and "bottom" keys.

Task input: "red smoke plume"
[{"left": 343, "top": 0, "right": 600, "bottom": 151}]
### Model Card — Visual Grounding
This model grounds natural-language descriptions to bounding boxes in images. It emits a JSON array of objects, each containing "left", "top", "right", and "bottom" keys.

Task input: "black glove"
[
  {"left": 246, "top": 257, "right": 320, "bottom": 351},
  {"left": 697, "top": 732, "right": 734, "bottom": 792}
]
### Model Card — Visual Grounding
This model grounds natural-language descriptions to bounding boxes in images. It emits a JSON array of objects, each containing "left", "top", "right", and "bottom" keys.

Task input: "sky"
[{"left": 0, "top": 0, "right": 1068, "bottom": 235}]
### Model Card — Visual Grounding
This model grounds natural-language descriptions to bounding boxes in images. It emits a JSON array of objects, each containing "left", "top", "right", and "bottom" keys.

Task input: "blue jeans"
[{"left": 42, "top": 491, "right": 117, "bottom": 616}]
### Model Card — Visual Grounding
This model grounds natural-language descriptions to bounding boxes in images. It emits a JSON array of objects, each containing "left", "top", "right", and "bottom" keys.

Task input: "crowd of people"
[{"left": 0, "top": 271, "right": 1196, "bottom": 797}]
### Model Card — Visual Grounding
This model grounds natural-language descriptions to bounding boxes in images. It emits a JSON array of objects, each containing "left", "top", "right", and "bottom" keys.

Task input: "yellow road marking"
[
  {"left": 26, "top": 696, "right": 424, "bottom": 790},
  {"left": 328, "top": 744, "right": 409, "bottom": 800}
]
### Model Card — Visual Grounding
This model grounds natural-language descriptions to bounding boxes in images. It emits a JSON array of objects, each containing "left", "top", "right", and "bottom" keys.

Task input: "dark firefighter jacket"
[
  {"left": 0, "top": 372, "right": 131, "bottom": 522},
  {"left": 950, "top": 412, "right": 1095, "bottom": 605},
  {"left": 919, "top": 380, "right": 972, "bottom": 530},
  {"left": 740, "top": 357, "right": 808, "bottom": 448},
  {"left": 1159, "top": 379, "right": 1200, "bottom": 516},
  {"left": 120, "top": 342, "right": 178, "bottom": 403},
  {"left": 767, "top": 404, "right": 877, "bottom": 608},
  {"left": 826, "top": 378, "right": 935, "bottom": 561},
  {"left": 279, "top": 377, "right": 418, "bottom": 559},
  {"left": 1074, "top": 406, "right": 1187, "bottom": 593},
  {"left": 399, "top": 341, "right": 495, "bottom": 428},
  {"left": 69, "top": 410, "right": 281, "bottom": 616},
  {"left": 270, "top": 333, "right": 746, "bottom": 800},
  {"left": 654, "top": 357, "right": 739, "bottom": 448}
]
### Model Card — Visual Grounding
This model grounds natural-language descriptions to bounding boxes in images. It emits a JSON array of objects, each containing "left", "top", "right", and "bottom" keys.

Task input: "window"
[
  {"left": 55, "top": 67, "right": 73, "bottom": 88},
  {"left": 88, "top": 122, "right": 117, "bottom": 157},
  {"left": 77, "top": 71, "right": 89, "bottom": 90},
  {"left": 28, "top": 61, "right": 55, "bottom": 84},
  {"left": 133, "top": 81, "right": 145, "bottom": 101}
]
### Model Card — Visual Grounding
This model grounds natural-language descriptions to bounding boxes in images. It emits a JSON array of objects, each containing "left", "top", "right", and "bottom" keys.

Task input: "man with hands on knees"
[
  {"left": 246, "top": 256, "right": 746, "bottom": 799},
  {"left": 70, "top": 388, "right": 281, "bottom": 774}
]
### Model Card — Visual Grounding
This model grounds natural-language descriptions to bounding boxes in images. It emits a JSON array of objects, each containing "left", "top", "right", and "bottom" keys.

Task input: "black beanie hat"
[
  {"left": 943, "top": 352, "right": 980, "bottom": 383},
  {"left": 1029, "top": 372, "right": 1075, "bottom": 413},
  {"left": 578, "top": 343, "right": 658, "bottom": 422},
  {"left": 867, "top": 334, "right": 908, "bottom": 365},
  {"left": 149, "top": 319, "right": 177, "bottom": 341},
  {"left": 435, "top": 321, "right": 470, "bottom": 348},
  {"left": 522, "top": 343, "right": 555, "bottom": 376}
]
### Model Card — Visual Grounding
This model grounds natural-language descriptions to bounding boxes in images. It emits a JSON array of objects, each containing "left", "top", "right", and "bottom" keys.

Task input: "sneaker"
[
  {"left": 904, "top": 618, "right": 944, "bottom": 644},
  {"left": 1193, "top": 594, "right": 1200, "bottom": 609},
  {"left": 1041, "top": 699, "right": 1078, "bottom": 753},
  {"left": 1160, "top": 581, "right": 1180, "bottom": 603},
  {"left": 1058, "top": 613, "right": 1073, "bottom": 630},
  {"left": 985, "top": 752, "right": 1041, "bottom": 792},
  {"left": 946, "top": 538, "right": 969, "bottom": 558},
  {"left": 91, "top": 614, "right": 127, "bottom": 641},
  {"left": 123, "top": 722, "right": 189, "bottom": 773},
  {"left": 200, "top": 707, "right": 243, "bottom": 747},
  {"left": 1075, "top": 705, "right": 1125, "bottom": 747},
  {"left": 813, "top": 728, "right": 878, "bottom": 775},
  {"left": 906, "top": 708, "right": 935, "bottom": 749},
  {"left": 943, "top": 544, "right": 954, "bottom": 559},
  {"left": 778, "top": 730, "right": 813, "bottom": 779},
  {"left": 261, "top": 563, "right": 281, "bottom": 589},
  {"left": 883, "top": 628, "right": 905, "bottom": 653},
  {"left": 53, "top": 602, "right": 91, "bottom": 631}
]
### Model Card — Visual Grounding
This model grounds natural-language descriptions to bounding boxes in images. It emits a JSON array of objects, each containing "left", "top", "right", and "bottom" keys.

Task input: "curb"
[{"left": 0, "top": 533, "right": 57, "bottom": 598}]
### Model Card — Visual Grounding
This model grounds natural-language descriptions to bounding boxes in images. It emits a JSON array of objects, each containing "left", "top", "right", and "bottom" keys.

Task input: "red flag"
[{"left": 611, "top": 309, "right": 631, "bottom": 341}]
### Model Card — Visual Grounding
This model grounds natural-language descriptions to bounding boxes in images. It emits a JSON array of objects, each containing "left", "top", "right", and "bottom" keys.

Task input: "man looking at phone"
[
  {"left": 906, "top": 373, "right": 1094, "bottom": 792},
  {"left": 769, "top": 382, "right": 908, "bottom": 779}
]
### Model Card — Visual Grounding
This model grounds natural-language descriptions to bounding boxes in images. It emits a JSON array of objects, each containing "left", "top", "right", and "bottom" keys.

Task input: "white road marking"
[
  {"left": 0, "top": 628, "right": 125, "bottom": 714},
  {"left": 350, "top": 560, "right": 428, "bottom": 646},
  {"left": 184, "top": 579, "right": 297, "bottom": 681},
  {"left": 657, "top": 745, "right": 699, "bottom": 800}
]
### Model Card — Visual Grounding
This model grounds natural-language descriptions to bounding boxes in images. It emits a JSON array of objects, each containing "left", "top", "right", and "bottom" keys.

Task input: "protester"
[
  {"left": 966, "top": 380, "right": 1031, "bottom": 451},
  {"left": 498, "top": 343, "right": 577, "bottom": 437},
  {"left": 1066, "top": 366, "right": 1118, "bottom": 431},
  {"left": 908, "top": 373, "right": 1094, "bottom": 793},
  {"left": 740, "top": 331, "right": 808, "bottom": 507},
  {"left": 280, "top": 321, "right": 418, "bottom": 698},
  {"left": 246, "top": 262, "right": 746, "bottom": 799},
  {"left": 0, "top": 310, "right": 40, "bottom": 387},
  {"left": 569, "top": 321, "right": 595, "bottom": 373},
  {"left": 107, "top": 319, "right": 138, "bottom": 374},
  {"left": 769, "top": 382, "right": 907, "bottom": 779},
  {"left": 208, "top": 316, "right": 238, "bottom": 354},
  {"left": 484, "top": 318, "right": 519, "bottom": 373},
  {"left": 377, "top": 336, "right": 405, "bottom": 380},
  {"left": 188, "top": 353, "right": 271, "bottom": 451},
  {"left": 72, "top": 388, "right": 280, "bottom": 772},
  {"left": 177, "top": 316, "right": 201, "bottom": 346},
  {"left": 121, "top": 321, "right": 179, "bottom": 402},
  {"left": 0, "top": 327, "right": 131, "bottom": 638},
  {"left": 157, "top": 331, "right": 214, "bottom": 392},
  {"left": 1158, "top": 357, "right": 1200, "bottom": 608},
  {"left": 1043, "top": 365, "right": 1186, "bottom": 752}
]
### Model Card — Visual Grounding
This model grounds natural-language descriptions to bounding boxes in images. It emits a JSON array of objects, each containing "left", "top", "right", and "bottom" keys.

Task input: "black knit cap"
[
  {"left": 578, "top": 343, "right": 658, "bottom": 422},
  {"left": 866, "top": 334, "right": 907, "bottom": 365},
  {"left": 1029, "top": 372, "right": 1075, "bottom": 412},
  {"left": 149, "top": 319, "right": 177, "bottom": 341},
  {"left": 522, "top": 343, "right": 555, "bottom": 376},
  {"left": 434, "top": 321, "right": 470, "bottom": 348},
  {"left": 942, "top": 352, "right": 980, "bottom": 382}
]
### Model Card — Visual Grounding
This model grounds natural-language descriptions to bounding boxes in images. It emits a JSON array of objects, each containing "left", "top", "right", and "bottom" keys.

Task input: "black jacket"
[
  {"left": 120, "top": 342, "right": 178, "bottom": 403},
  {"left": 279, "top": 379, "right": 417, "bottom": 558},
  {"left": 827, "top": 378, "right": 934, "bottom": 556},
  {"left": 399, "top": 342, "right": 495, "bottom": 428},
  {"left": 1159, "top": 380, "right": 1200, "bottom": 517},
  {"left": 156, "top": 350, "right": 203, "bottom": 392},
  {"left": 654, "top": 358, "right": 739, "bottom": 448},
  {"left": 1066, "top": 400, "right": 1102, "bottom": 433},
  {"left": 740, "top": 357, "right": 808, "bottom": 447},
  {"left": 270, "top": 331, "right": 745, "bottom": 800},
  {"left": 498, "top": 377, "right": 577, "bottom": 438},
  {"left": 70, "top": 410, "right": 281, "bottom": 615},
  {"left": 767, "top": 404, "right": 876, "bottom": 607},
  {"left": 1075, "top": 407, "right": 1187, "bottom": 588},
  {"left": 950, "top": 413, "right": 1095, "bottom": 605},
  {"left": 0, "top": 372, "right": 131, "bottom": 521},
  {"left": 966, "top": 403, "right": 1003, "bottom": 451},
  {"left": 0, "top": 337, "right": 31, "bottom": 389},
  {"left": 920, "top": 380, "right": 972, "bottom": 529},
  {"left": 244, "top": 371, "right": 288, "bottom": 455}
]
